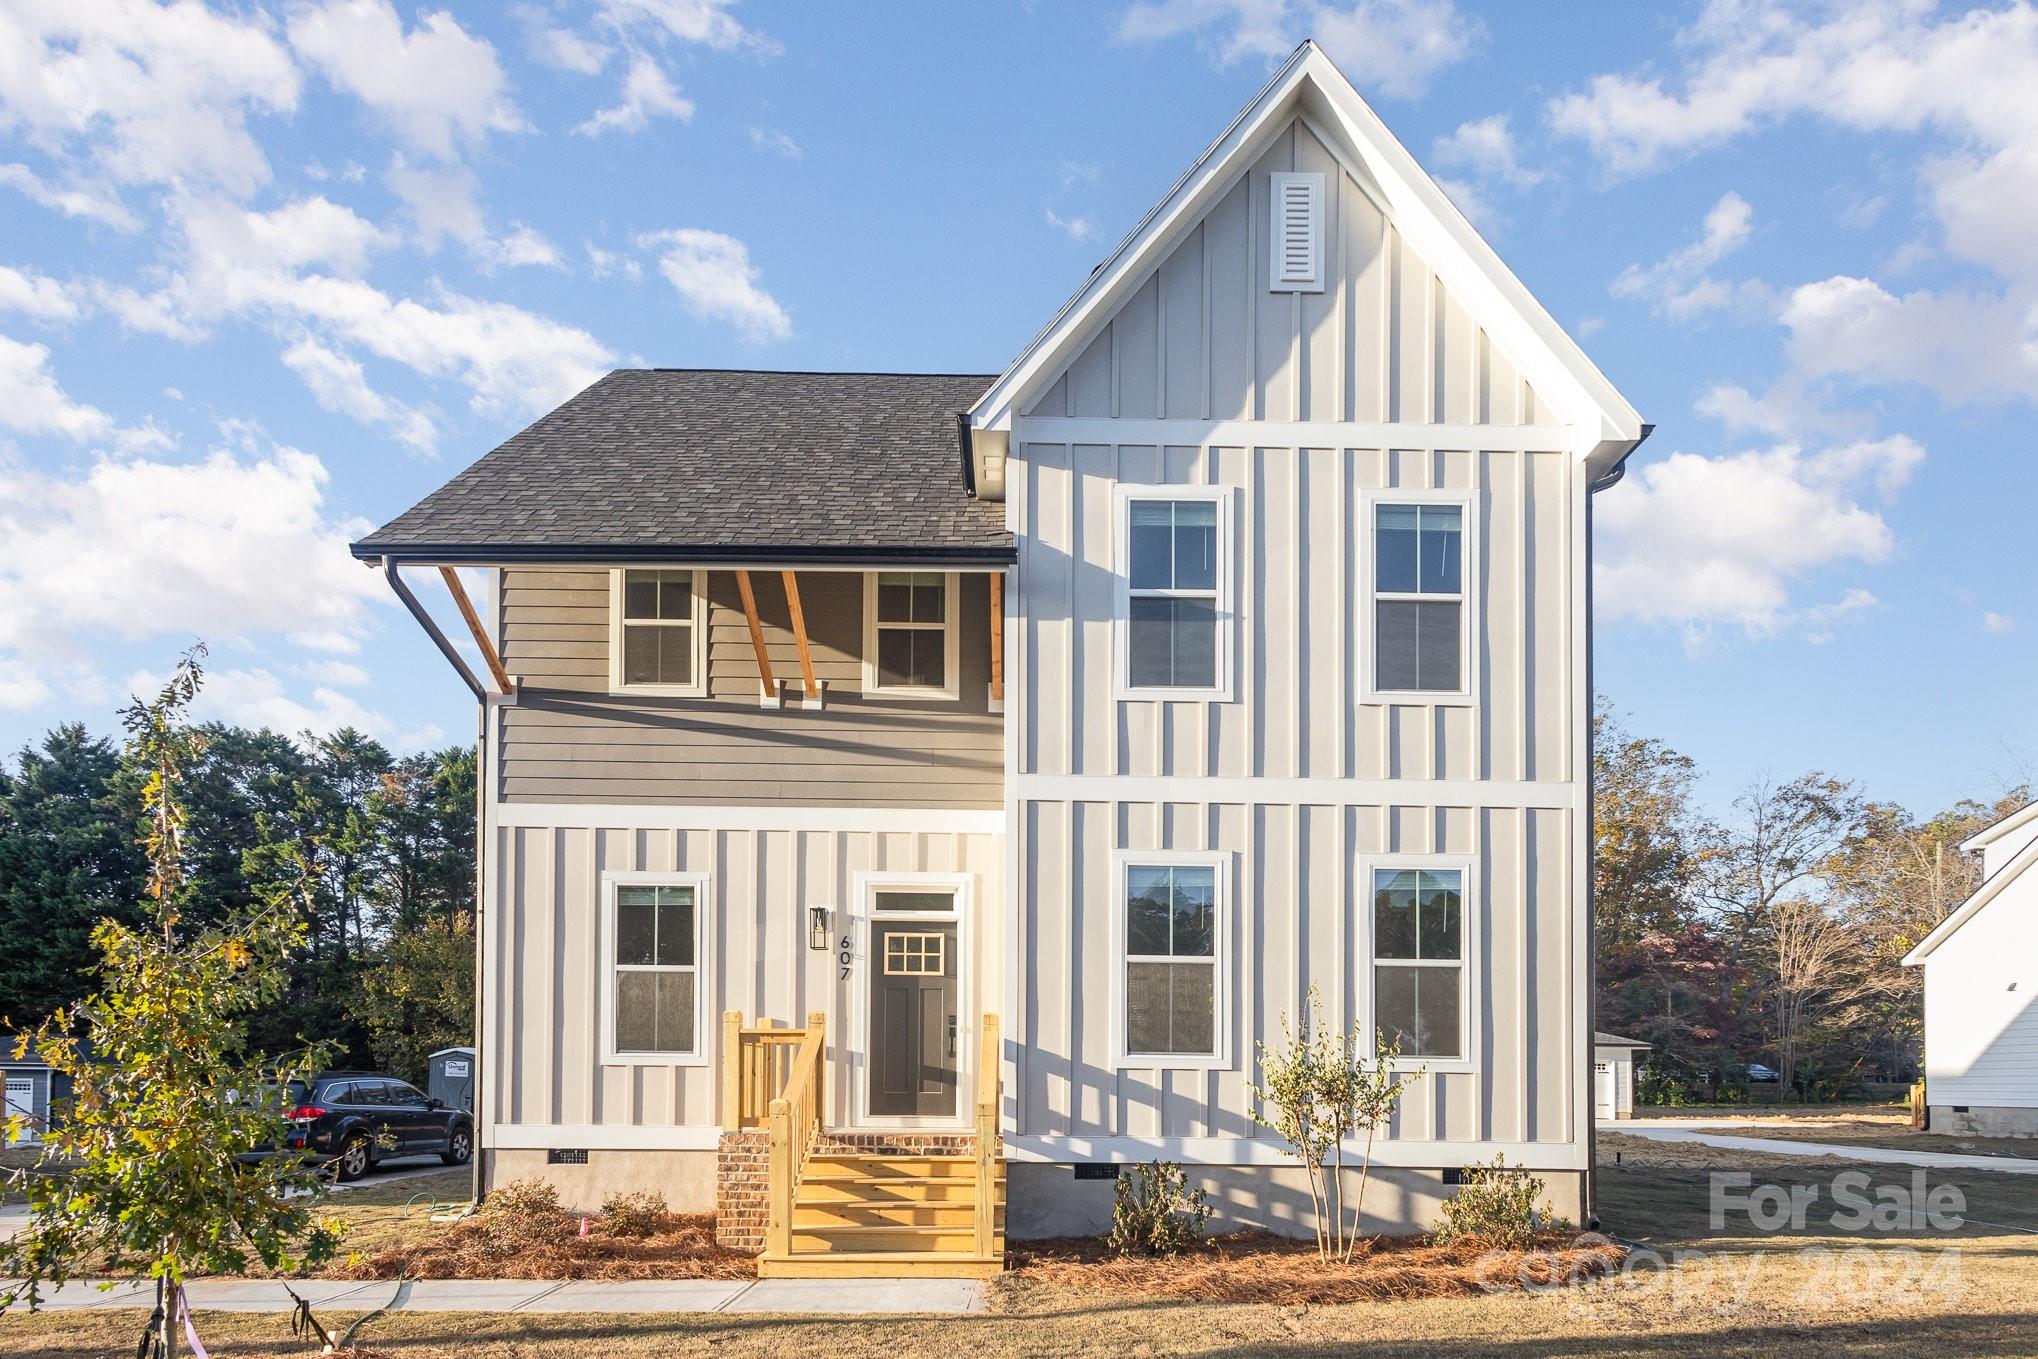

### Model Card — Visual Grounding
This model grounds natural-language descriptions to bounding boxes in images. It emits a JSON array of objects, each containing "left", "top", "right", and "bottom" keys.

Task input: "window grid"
[
  {"left": 1122, "top": 493, "right": 1224, "bottom": 694},
  {"left": 868, "top": 571, "right": 955, "bottom": 696},
  {"left": 614, "top": 569, "right": 704, "bottom": 694},
  {"left": 1370, "top": 867, "right": 1465, "bottom": 1062},
  {"left": 1371, "top": 501, "right": 1468, "bottom": 697},
  {"left": 884, "top": 931, "right": 947, "bottom": 976},
  {"left": 1121, "top": 861, "right": 1220, "bottom": 1061},
  {"left": 611, "top": 883, "right": 699, "bottom": 1058}
]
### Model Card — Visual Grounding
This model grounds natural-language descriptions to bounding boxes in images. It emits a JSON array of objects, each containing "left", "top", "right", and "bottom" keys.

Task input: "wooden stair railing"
[
  {"left": 768, "top": 1012, "right": 827, "bottom": 1258},
  {"left": 721, "top": 1012, "right": 810, "bottom": 1131}
]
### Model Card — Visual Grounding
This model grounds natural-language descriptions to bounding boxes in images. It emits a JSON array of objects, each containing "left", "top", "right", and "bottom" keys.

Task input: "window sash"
[
  {"left": 866, "top": 572, "right": 956, "bottom": 695},
  {"left": 1366, "top": 496, "right": 1472, "bottom": 700},
  {"left": 1121, "top": 492, "right": 1225, "bottom": 695},
  {"left": 1365, "top": 860, "right": 1472, "bottom": 1066},
  {"left": 1117, "top": 856, "right": 1224, "bottom": 1063},
  {"left": 613, "top": 569, "right": 704, "bottom": 693},
  {"left": 606, "top": 877, "right": 705, "bottom": 1061}
]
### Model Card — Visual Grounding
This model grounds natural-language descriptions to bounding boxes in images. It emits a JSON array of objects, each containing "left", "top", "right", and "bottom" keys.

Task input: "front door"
[{"left": 868, "top": 919, "right": 959, "bottom": 1117}]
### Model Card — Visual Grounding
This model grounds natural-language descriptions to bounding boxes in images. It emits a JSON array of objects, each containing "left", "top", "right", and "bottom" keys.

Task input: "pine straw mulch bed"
[
  {"left": 1002, "top": 1230, "right": 1626, "bottom": 1305},
  {"left": 324, "top": 1211, "right": 757, "bottom": 1281}
]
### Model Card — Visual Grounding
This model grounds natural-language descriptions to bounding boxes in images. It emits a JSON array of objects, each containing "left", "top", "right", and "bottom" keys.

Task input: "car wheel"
[
  {"left": 335, "top": 1134, "right": 371, "bottom": 1182},
  {"left": 441, "top": 1126, "right": 473, "bottom": 1166}
]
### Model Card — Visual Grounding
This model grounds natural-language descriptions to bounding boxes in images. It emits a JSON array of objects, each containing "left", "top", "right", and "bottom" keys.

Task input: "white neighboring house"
[
  {"left": 1903, "top": 801, "right": 2038, "bottom": 1137},
  {"left": 1592, "top": 1033, "right": 1648, "bottom": 1121}
]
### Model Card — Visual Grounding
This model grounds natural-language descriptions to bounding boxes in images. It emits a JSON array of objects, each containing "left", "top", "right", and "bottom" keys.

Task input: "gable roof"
[
  {"left": 1903, "top": 822, "right": 2038, "bottom": 965},
  {"left": 1960, "top": 798, "right": 2038, "bottom": 855},
  {"left": 968, "top": 42, "right": 1646, "bottom": 478},
  {"left": 1594, "top": 1032, "right": 1651, "bottom": 1050},
  {"left": 350, "top": 370, "right": 1011, "bottom": 567}
]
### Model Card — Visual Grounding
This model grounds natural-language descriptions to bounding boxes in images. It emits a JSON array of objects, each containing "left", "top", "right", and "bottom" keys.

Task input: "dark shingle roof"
[{"left": 350, "top": 370, "right": 1011, "bottom": 564}]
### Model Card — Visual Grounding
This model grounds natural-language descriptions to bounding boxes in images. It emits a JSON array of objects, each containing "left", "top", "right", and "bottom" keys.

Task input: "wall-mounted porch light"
[{"left": 809, "top": 905, "right": 831, "bottom": 951}]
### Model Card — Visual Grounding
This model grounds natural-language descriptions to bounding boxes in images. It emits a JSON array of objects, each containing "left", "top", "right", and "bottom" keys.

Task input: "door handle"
[{"left": 947, "top": 1015, "right": 957, "bottom": 1058}]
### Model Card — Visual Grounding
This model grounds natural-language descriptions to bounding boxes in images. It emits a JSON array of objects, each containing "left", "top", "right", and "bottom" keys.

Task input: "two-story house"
[{"left": 352, "top": 42, "right": 1647, "bottom": 1278}]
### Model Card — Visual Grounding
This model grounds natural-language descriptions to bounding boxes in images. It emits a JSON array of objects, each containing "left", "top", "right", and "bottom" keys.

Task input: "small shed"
[
  {"left": 428, "top": 1047, "right": 476, "bottom": 1113},
  {"left": 2, "top": 1036, "right": 83, "bottom": 1147},
  {"left": 1593, "top": 1032, "right": 1650, "bottom": 1121}
]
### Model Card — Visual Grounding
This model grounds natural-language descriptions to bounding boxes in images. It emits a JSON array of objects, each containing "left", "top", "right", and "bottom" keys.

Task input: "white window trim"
[
  {"left": 608, "top": 568, "right": 710, "bottom": 699},
  {"left": 1358, "top": 487, "right": 1480, "bottom": 708},
  {"left": 1109, "top": 849, "right": 1233, "bottom": 1071},
  {"left": 1358, "top": 853, "right": 1479, "bottom": 1076},
  {"left": 599, "top": 870, "right": 713, "bottom": 1067},
  {"left": 860, "top": 571, "right": 962, "bottom": 701},
  {"left": 847, "top": 870, "right": 975, "bottom": 1131},
  {"left": 1113, "top": 484, "right": 1236, "bottom": 703}
]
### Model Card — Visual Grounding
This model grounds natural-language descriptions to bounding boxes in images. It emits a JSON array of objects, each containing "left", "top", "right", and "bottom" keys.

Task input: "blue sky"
[{"left": 0, "top": 0, "right": 2032, "bottom": 820}]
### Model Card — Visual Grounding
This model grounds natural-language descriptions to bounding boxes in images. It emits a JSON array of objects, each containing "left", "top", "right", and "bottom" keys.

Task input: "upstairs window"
[
  {"left": 1366, "top": 494, "right": 1475, "bottom": 703},
  {"left": 864, "top": 572, "right": 959, "bottom": 699},
  {"left": 611, "top": 568, "right": 707, "bottom": 696},
  {"left": 1117, "top": 488, "right": 1232, "bottom": 699}
]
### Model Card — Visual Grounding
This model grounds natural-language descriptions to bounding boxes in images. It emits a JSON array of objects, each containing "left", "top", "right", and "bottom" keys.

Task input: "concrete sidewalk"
[
  {"left": 1601, "top": 1121, "right": 2038, "bottom": 1175},
  {"left": 4, "top": 1276, "right": 989, "bottom": 1315}
]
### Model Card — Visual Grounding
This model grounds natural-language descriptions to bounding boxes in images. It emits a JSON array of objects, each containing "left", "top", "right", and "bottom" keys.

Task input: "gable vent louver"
[{"left": 1269, "top": 171, "right": 1324, "bottom": 293}]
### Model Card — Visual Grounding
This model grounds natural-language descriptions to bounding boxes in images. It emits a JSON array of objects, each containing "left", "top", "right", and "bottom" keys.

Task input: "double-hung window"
[
  {"left": 1117, "top": 487, "right": 1232, "bottom": 698},
  {"left": 611, "top": 568, "right": 707, "bottom": 696},
  {"left": 1365, "top": 493, "right": 1475, "bottom": 703},
  {"left": 864, "top": 572, "right": 959, "bottom": 699},
  {"left": 1370, "top": 864, "right": 1469, "bottom": 1064},
  {"left": 604, "top": 875, "right": 708, "bottom": 1064},
  {"left": 1116, "top": 855, "right": 1227, "bottom": 1066}
]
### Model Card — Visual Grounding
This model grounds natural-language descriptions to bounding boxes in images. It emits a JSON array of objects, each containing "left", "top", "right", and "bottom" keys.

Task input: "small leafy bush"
[
  {"left": 478, "top": 1178, "right": 571, "bottom": 1257},
  {"left": 600, "top": 1190, "right": 669, "bottom": 1238},
  {"left": 1430, "top": 1155, "right": 1566, "bottom": 1249},
  {"left": 1107, "top": 1161, "right": 1211, "bottom": 1257}
]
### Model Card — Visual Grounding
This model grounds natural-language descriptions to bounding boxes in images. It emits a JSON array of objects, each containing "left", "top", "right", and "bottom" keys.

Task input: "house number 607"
[{"left": 838, "top": 935, "right": 853, "bottom": 980}]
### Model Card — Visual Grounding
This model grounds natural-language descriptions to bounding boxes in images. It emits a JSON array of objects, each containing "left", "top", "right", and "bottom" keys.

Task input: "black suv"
[{"left": 282, "top": 1071, "right": 474, "bottom": 1181}]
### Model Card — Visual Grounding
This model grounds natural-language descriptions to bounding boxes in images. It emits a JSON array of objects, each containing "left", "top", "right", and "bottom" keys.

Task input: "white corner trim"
[
  {"left": 493, "top": 803, "right": 1007, "bottom": 836},
  {"left": 1002, "top": 1135, "right": 1587, "bottom": 1171},
  {"left": 487, "top": 1123, "right": 722, "bottom": 1152}
]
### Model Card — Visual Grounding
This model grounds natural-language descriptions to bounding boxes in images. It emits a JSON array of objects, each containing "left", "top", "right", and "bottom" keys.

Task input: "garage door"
[{"left": 4, "top": 1075, "right": 38, "bottom": 1145}]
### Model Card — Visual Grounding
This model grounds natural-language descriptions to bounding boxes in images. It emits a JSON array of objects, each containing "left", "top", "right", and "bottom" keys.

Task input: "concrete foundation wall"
[
  {"left": 1005, "top": 1162, "right": 1586, "bottom": 1240},
  {"left": 1931, "top": 1105, "right": 2038, "bottom": 1137},
  {"left": 483, "top": 1148, "right": 718, "bottom": 1215}
]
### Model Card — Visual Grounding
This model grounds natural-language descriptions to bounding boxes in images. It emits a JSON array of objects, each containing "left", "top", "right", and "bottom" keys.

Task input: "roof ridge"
[{"left": 631, "top": 367, "right": 997, "bottom": 379}]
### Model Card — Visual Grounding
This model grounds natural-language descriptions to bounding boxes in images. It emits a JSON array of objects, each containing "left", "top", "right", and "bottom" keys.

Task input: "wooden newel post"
[
  {"left": 766, "top": 1095, "right": 793, "bottom": 1257},
  {"left": 807, "top": 1009, "right": 827, "bottom": 1111},
  {"left": 974, "top": 1012, "right": 1000, "bottom": 1259},
  {"left": 721, "top": 1010, "right": 743, "bottom": 1130}
]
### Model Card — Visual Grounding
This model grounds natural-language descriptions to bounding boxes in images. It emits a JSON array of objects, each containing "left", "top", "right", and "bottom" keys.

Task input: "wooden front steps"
[{"left": 758, "top": 1151, "right": 1005, "bottom": 1279}]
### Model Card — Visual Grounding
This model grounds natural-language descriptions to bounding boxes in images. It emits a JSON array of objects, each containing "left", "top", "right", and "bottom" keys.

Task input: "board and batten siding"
[
  {"left": 1922, "top": 872, "right": 2038, "bottom": 1111},
  {"left": 483, "top": 818, "right": 1003, "bottom": 1135},
  {"left": 496, "top": 567, "right": 1003, "bottom": 809},
  {"left": 1023, "top": 119, "right": 1563, "bottom": 428},
  {"left": 1002, "top": 114, "right": 1589, "bottom": 1161}
]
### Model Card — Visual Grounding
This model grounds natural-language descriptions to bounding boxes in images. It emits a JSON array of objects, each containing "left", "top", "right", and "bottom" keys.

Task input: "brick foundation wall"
[{"left": 713, "top": 1129, "right": 979, "bottom": 1250}]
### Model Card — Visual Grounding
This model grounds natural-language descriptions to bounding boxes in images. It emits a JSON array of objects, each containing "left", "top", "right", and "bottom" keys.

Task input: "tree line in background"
[
  {"left": 0, "top": 719, "right": 475, "bottom": 1082},
  {"left": 1594, "top": 701, "right": 2027, "bottom": 1103}
]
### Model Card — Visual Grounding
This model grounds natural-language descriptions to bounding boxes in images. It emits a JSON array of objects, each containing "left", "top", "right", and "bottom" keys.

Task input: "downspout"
[
  {"left": 1579, "top": 421, "right": 1649, "bottom": 1232},
  {"left": 375, "top": 556, "right": 489, "bottom": 1206}
]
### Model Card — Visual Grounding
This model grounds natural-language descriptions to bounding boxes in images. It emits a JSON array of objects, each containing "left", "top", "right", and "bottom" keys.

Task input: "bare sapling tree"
[
  {"left": 1252, "top": 987, "right": 1421, "bottom": 1262},
  {"left": 0, "top": 650, "right": 338, "bottom": 1358}
]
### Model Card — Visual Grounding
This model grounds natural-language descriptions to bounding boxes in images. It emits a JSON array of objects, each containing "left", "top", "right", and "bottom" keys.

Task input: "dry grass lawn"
[
  {"left": 1667, "top": 1108, "right": 2038, "bottom": 1162},
  {"left": 6, "top": 1149, "right": 2038, "bottom": 1358}
]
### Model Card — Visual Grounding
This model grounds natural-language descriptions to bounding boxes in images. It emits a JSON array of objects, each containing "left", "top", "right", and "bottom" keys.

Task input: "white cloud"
[
  {"left": 476, "top": 224, "right": 566, "bottom": 272},
  {"left": 1045, "top": 208, "right": 1099, "bottom": 243},
  {"left": 1118, "top": 0, "right": 1481, "bottom": 100},
  {"left": 524, "top": 17, "right": 613, "bottom": 74},
  {"left": 575, "top": 54, "right": 694, "bottom": 135},
  {"left": 1433, "top": 114, "right": 1539, "bottom": 187},
  {"left": 0, "top": 265, "right": 81, "bottom": 322},
  {"left": 0, "top": 442, "right": 383, "bottom": 703},
  {"left": 129, "top": 664, "right": 393, "bottom": 741},
  {"left": 0, "top": 164, "right": 137, "bottom": 231},
  {"left": 748, "top": 126, "right": 801, "bottom": 158},
  {"left": 0, "top": 335, "right": 113, "bottom": 441},
  {"left": 281, "top": 336, "right": 438, "bottom": 454},
  {"left": 1434, "top": 176, "right": 1497, "bottom": 234},
  {"left": 1800, "top": 588, "right": 1880, "bottom": 645},
  {"left": 1781, "top": 275, "right": 2038, "bottom": 406},
  {"left": 0, "top": 0, "right": 299, "bottom": 197},
  {"left": 595, "top": 0, "right": 778, "bottom": 55},
  {"left": 1610, "top": 191, "right": 1765, "bottom": 320},
  {"left": 386, "top": 161, "right": 488, "bottom": 249},
  {"left": 89, "top": 283, "right": 205, "bottom": 342},
  {"left": 1059, "top": 160, "right": 1102, "bottom": 189},
  {"left": 638, "top": 228, "right": 790, "bottom": 342},
  {"left": 586, "top": 242, "right": 643, "bottom": 281},
  {"left": 161, "top": 195, "right": 614, "bottom": 420},
  {"left": 1596, "top": 435, "right": 1924, "bottom": 640},
  {"left": 1695, "top": 378, "right": 1858, "bottom": 440},
  {"left": 287, "top": 0, "right": 525, "bottom": 160},
  {"left": 0, "top": 657, "right": 52, "bottom": 711},
  {"left": 1983, "top": 610, "right": 2015, "bottom": 635}
]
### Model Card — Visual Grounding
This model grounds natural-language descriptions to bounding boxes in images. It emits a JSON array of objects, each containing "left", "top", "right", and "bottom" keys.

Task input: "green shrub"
[
  {"left": 600, "top": 1189, "right": 669, "bottom": 1238},
  {"left": 1430, "top": 1155, "right": 1567, "bottom": 1249},
  {"left": 1107, "top": 1161, "right": 1211, "bottom": 1257},
  {"left": 479, "top": 1178, "right": 571, "bottom": 1257}
]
